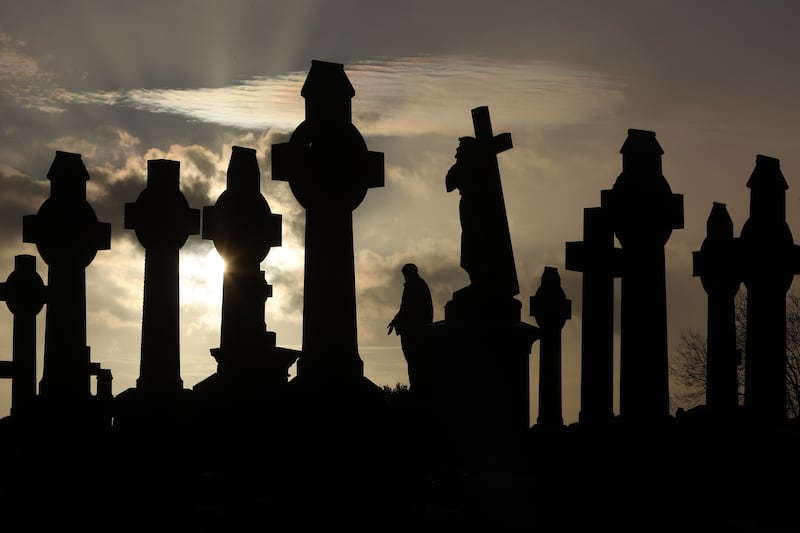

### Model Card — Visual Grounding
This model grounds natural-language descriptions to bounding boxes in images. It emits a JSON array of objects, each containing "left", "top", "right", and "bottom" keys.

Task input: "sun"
[
  {"left": 178, "top": 245, "right": 226, "bottom": 309},
  {"left": 204, "top": 247, "right": 227, "bottom": 280}
]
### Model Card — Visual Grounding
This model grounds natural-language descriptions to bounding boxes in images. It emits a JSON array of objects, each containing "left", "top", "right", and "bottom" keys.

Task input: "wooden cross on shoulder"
[{"left": 471, "top": 106, "right": 512, "bottom": 154}]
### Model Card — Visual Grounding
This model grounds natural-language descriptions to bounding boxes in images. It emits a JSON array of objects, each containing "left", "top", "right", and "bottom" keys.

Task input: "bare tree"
[
  {"left": 671, "top": 289, "right": 800, "bottom": 418},
  {"left": 670, "top": 329, "right": 712, "bottom": 409},
  {"left": 786, "top": 292, "right": 800, "bottom": 419}
]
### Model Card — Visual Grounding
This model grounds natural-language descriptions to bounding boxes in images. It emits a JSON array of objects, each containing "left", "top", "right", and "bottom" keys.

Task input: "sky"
[{"left": 1, "top": 0, "right": 800, "bottom": 425}]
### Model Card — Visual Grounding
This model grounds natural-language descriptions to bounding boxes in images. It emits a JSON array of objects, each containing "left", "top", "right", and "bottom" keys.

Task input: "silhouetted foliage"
[
  {"left": 383, "top": 382, "right": 410, "bottom": 407},
  {"left": 671, "top": 329, "right": 712, "bottom": 409},
  {"left": 786, "top": 292, "right": 800, "bottom": 419},
  {"left": 671, "top": 289, "right": 800, "bottom": 418}
]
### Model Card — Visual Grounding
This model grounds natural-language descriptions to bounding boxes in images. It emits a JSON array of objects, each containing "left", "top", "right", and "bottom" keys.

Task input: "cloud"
[
  {"left": 51, "top": 55, "right": 625, "bottom": 138},
  {"left": 348, "top": 56, "right": 625, "bottom": 135},
  {"left": 0, "top": 33, "right": 64, "bottom": 114}
]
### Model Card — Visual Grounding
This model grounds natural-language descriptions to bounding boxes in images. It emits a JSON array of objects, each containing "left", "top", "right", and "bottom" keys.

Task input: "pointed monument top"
[
  {"left": 227, "top": 145, "right": 261, "bottom": 192},
  {"left": 541, "top": 265, "right": 561, "bottom": 286},
  {"left": 747, "top": 154, "right": 787, "bottom": 191},
  {"left": 301, "top": 60, "right": 355, "bottom": 100},
  {"left": 707, "top": 202, "right": 734, "bottom": 238},
  {"left": 48, "top": 151, "right": 89, "bottom": 182},
  {"left": 756, "top": 153, "right": 780, "bottom": 166},
  {"left": 620, "top": 129, "right": 663, "bottom": 156}
]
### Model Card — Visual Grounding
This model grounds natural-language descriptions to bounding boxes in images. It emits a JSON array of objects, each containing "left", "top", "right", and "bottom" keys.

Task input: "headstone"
[
  {"left": 200, "top": 146, "right": 296, "bottom": 389},
  {"left": 692, "top": 202, "right": 742, "bottom": 415},
  {"left": 23, "top": 151, "right": 111, "bottom": 402},
  {"left": 124, "top": 159, "right": 200, "bottom": 396},
  {"left": 600, "top": 129, "right": 683, "bottom": 421},
  {"left": 739, "top": 155, "right": 800, "bottom": 423},
  {"left": 566, "top": 206, "right": 620, "bottom": 424},
  {"left": 186, "top": 145, "right": 300, "bottom": 449},
  {"left": 0, "top": 254, "right": 46, "bottom": 415},
  {"left": 530, "top": 266, "right": 571, "bottom": 428},
  {"left": 272, "top": 60, "right": 384, "bottom": 388}
]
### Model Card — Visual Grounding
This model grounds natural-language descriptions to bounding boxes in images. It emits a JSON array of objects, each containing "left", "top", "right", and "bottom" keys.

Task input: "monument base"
[
  {"left": 193, "top": 345, "right": 299, "bottom": 400},
  {"left": 113, "top": 386, "right": 196, "bottom": 435},
  {"left": 417, "top": 307, "right": 538, "bottom": 469},
  {"left": 444, "top": 285, "right": 523, "bottom": 323},
  {"left": 188, "top": 345, "right": 300, "bottom": 448},
  {"left": 281, "top": 369, "right": 390, "bottom": 465}
]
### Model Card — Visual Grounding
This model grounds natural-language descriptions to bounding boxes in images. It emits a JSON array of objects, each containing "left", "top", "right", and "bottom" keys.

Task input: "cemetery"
[{"left": 0, "top": 59, "right": 797, "bottom": 532}]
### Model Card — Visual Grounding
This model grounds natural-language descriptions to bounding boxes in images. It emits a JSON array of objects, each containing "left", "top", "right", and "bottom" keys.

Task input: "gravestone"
[
  {"left": 530, "top": 266, "right": 571, "bottom": 428},
  {"left": 0, "top": 254, "right": 46, "bottom": 416},
  {"left": 739, "top": 155, "right": 800, "bottom": 423},
  {"left": 115, "top": 160, "right": 199, "bottom": 429},
  {"left": 194, "top": 147, "right": 298, "bottom": 414},
  {"left": 692, "top": 202, "right": 741, "bottom": 416},
  {"left": 600, "top": 129, "right": 683, "bottom": 421},
  {"left": 23, "top": 151, "right": 111, "bottom": 407},
  {"left": 566, "top": 206, "right": 620, "bottom": 424},
  {"left": 124, "top": 159, "right": 199, "bottom": 395},
  {"left": 272, "top": 60, "right": 383, "bottom": 394}
]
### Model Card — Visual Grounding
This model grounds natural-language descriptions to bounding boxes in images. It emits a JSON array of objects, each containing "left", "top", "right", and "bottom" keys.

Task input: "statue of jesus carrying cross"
[{"left": 445, "top": 106, "right": 519, "bottom": 304}]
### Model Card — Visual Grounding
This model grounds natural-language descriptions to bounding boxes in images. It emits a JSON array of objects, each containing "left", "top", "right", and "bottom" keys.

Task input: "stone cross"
[
  {"left": 0, "top": 254, "right": 46, "bottom": 415},
  {"left": 124, "top": 159, "right": 200, "bottom": 396},
  {"left": 692, "top": 202, "right": 741, "bottom": 415},
  {"left": 272, "top": 60, "right": 384, "bottom": 384},
  {"left": 530, "top": 266, "right": 571, "bottom": 428},
  {"left": 23, "top": 151, "right": 110, "bottom": 401},
  {"left": 600, "top": 129, "right": 683, "bottom": 421},
  {"left": 202, "top": 146, "right": 288, "bottom": 384},
  {"left": 468, "top": 106, "right": 517, "bottom": 295},
  {"left": 565, "top": 206, "right": 620, "bottom": 424},
  {"left": 739, "top": 155, "right": 800, "bottom": 423}
]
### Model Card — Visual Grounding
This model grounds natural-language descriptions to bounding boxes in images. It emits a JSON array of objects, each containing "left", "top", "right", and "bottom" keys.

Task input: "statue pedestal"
[
  {"left": 444, "top": 285, "right": 523, "bottom": 323},
  {"left": 417, "top": 298, "right": 538, "bottom": 468}
]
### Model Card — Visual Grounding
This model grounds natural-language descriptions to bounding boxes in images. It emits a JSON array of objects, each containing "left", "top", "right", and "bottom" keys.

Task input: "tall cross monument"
[
  {"left": 601, "top": 129, "right": 683, "bottom": 421},
  {"left": 272, "top": 60, "right": 384, "bottom": 386},
  {"left": 23, "top": 151, "right": 111, "bottom": 402},
  {"left": 124, "top": 159, "right": 200, "bottom": 396}
]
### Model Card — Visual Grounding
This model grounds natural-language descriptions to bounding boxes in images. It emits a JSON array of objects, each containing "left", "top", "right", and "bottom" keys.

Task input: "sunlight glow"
[
  {"left": 180, "top": 245, "right": 225, "bottom": 308},
  {"left": 205, "top": 247, "right": 227, "bottom": 277}
]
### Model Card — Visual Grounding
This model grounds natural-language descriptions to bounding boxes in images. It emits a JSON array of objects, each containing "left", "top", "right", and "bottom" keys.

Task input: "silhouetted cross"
[
  {"left": 271, "top": 60, "right": 385, "bottom": 381},
  {"left": 124, "top": 159, "right": 200, "bottom": 394},
  {"left": 471, "top": 106, "right": 512, "bottom": 155}
]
